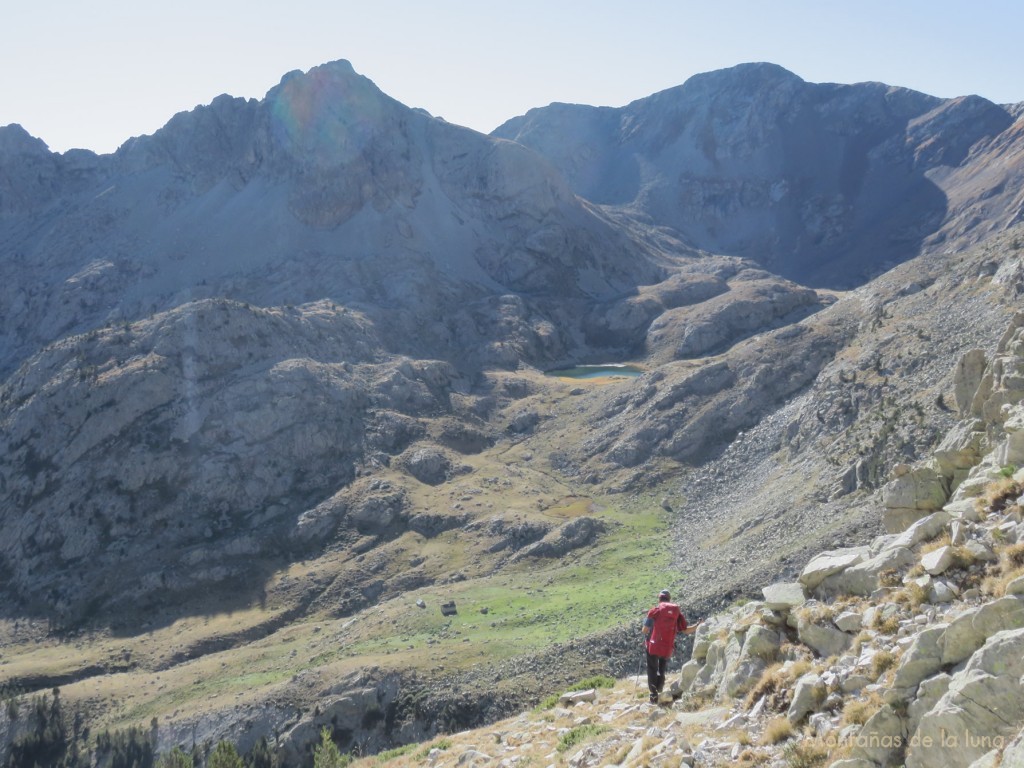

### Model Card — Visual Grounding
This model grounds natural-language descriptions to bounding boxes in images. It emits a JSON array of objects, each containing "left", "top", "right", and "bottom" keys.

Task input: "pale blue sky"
[{"left": 2, "top": 0, "right": 1021, "bottom": 154}]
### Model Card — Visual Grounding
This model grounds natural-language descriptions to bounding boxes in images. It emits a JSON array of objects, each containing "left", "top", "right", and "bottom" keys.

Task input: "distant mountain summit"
[
  {"left": 494, "top": 62, "right": 1023, "bottom": 287},
  {"left": 0, "top": 60, "right": 675, "bottom": 379}
]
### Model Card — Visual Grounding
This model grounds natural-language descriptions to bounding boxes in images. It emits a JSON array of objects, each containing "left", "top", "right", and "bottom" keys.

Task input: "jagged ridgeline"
[{"left": 1, "top": 59, "right": 1024, "bottom": 765}]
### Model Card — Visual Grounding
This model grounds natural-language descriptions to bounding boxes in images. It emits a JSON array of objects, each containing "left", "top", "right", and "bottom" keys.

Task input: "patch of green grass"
[
  {"left": 413, "top": 738, "right": 452, "bottom": 760},
  {"left": 556, "top": 724, "right": 609, "bottom": 753},
  {"left": 345, "top": 502, "right": 672, "bottom": 665},
  {"left": 375, "top": 744, "right": 415, "bottom": 763},
  {"left": 534, "top": 694, "right": 562, "bottom": 712},
  {"left": 567, "top": 675, "right": 615, "bottom": 691}
]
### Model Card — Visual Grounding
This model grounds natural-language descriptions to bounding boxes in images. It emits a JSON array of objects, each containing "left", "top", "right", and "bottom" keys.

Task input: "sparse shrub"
[
  {"left": 795, "top": 603, "right": 836, "bottom": 626},
  {"left": 1000, "top": 465, "right": 1018, "bottom": 479},
  {"left": 872, "top": 611, "right": 901, "bottom": 635},
  {"left": 789, "top": 659, "right": 813, "bottom": 679},
  {"left": 679, "top": 686, "right": 717, "bottom": 712},
  {"left": 782, "top": 737, "right": 831, "bottom": 768},
  {"left": 556, "top": 724, "right": 608, "bottom": 753},
  {"left": 568, "top": 675, "right": 615, "bottom": 691},
  {"left": 413, "top": 737, "right": 452, "bottom": 759},
  {"left": 609, "top": 743, "right": 633, "bottom": 765},
  {"left": 376, "top": 744, "right": 415, "bottom": 763},
  {"left": 984, "top": 477, "right": 1021, "bottom": 512},
  {"left": 983, "top": 544, "right": 1024, "bottom": 596},
  {"left": 921, "top": 532, "right": 952, "bottom": 554},
  {"left": 842, "top": 694, "right": 883, "bottom": 726},
  {"left": 878, "top": 568, "right": 902, "bottom": 588},
  {"left": 745, "top": 663, "right": 787, "bottom": 710},
  {"left": 739, "top": 747, "right": 770, "bottom": 764},
  {"left": 534, "top": 694, "right": 561, "bottom": 712},
  {"left": 761, "top": 716, "right": 794, "bottom": 745},
  {"left": 894, "top": 582, "right": 928, "bottom": 610},
  {"left": 871, "top": 650, "right": 899, "bottom": 680},
  {"left": 1004, "top": 542, "right": 1024, "bottom": 570}
]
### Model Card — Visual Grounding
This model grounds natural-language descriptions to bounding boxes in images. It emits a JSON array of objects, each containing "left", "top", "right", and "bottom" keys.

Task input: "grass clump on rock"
[{"left": 556, "top": 724, "right": 609, "bottom": 753}]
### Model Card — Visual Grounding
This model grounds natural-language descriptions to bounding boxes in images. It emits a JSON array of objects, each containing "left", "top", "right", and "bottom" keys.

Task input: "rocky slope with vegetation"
[
  {"left": 248, "top": 311, "right": 1024, "bottom": 768},
  {"left": 1, "top": 60, "right": 1024, "bottom": 766}
]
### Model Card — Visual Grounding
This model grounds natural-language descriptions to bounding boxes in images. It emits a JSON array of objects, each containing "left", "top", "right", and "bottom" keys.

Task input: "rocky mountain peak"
[{"left": 0, "top": 123, "right": 50, "bottom": 156}]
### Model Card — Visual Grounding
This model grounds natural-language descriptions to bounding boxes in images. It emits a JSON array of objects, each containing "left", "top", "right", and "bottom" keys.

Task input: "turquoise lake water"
[{"left": 545, "top": 364, "right": 644, "bottom": 379}]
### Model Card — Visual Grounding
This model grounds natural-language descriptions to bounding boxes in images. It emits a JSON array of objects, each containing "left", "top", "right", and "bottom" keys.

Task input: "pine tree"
[
  {"left": 156, "top": 746, "right": 194, "bottom": 768},
  {"left": 208, "top": 740, "right": 245, "bottom": 768},
  {"left": 245, "top": 737, "right": 277, "bottom": 768},
  {"left": 312, "top": 727, "right": 351, "bottom": 768}
]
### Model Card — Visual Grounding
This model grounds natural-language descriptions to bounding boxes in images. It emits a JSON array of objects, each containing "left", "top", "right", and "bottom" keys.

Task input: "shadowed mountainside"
[{"left": 494, "top": 62, "right": 1024, "bottom": 287}]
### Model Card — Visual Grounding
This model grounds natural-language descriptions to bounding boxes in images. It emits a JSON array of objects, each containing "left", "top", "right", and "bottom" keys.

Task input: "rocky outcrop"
[{"left": 514, "top": 517, "right": 606, "bottom": 560}]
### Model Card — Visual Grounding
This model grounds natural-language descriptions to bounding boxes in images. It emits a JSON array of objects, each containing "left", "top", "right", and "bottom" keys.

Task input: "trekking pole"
[{"left": 634, "top": 647, "right": 644, "bottom": 692}]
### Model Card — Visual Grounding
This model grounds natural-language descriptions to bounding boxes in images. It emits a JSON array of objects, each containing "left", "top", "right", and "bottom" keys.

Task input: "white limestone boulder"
[
  {"left": 941, "top": 596, "right": 1024, "bottom": 665},
  {"left": 762, "top": 582, "right": 806, "bottom": 611},
  {"left": 799, "top": 547, "right": 870, "bottom": 590},
  {"left": 908, "top": 628, "right": 1024, "bottom": 768}
]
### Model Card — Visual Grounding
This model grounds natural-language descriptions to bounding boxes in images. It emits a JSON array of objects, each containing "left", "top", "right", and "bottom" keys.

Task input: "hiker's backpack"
[{"left": 646, "top": 602, "right": 684, "bottom": 657}]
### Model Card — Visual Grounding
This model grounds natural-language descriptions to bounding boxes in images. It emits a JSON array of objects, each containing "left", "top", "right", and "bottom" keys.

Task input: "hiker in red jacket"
[{"left": 642, "top": 589, "right": 699, "bottom": 704}]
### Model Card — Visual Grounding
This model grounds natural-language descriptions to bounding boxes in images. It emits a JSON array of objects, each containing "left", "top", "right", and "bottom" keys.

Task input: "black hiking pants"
[{"left": 646, "top": 651, "right": 668, "bottom": 700}]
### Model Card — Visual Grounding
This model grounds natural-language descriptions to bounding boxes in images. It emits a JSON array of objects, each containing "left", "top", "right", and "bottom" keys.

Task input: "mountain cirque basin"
[
  {"left": 544, "top": 364, "right": 645, "bottom": 380},
  {"left": 0, "top": 58, "right": 1023, "bottom": 765}
]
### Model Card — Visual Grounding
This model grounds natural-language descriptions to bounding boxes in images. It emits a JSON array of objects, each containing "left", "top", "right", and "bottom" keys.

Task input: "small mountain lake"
[{"left": 544, "top": 364, "right": 644, "bottom": 380}]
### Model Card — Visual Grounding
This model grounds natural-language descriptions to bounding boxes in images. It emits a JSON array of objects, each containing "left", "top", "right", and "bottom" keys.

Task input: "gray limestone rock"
[
  {"left": 513, "top": 517, "right": 606, "bottom": 560},
  {"left": 907, "top": 673, "right": 952, "bottom": 737},
  {"left": 891, "top": 624, "right": 948, "bottom": 696},
  {"left": 941, "top": 596, "right": 1024, "bottom": 665},
  {"left": 817, "top": 546, "right": 916, "bottom": 597},
  {"left": 762, "top": 582, "right": 807, "bottom": 610},
  {"left": 834, "top": 611, "right": 864, "bottom": 633},
  {"left": 800, "top": 547, "right": 870, "bottom": 590},
  {"left": 402, "top": 447, "right": 453, "bottom": 486},
  {"left": 908, "top": 628, "right": 1024, "bottom": 768},
  {"left": 921, "top": 546, "right": 955, "bottom": 575},
  {"left": 742, "top": 625, "right": 783, "bottom": 661},
  {"left": 888, "top": 510, "right": 952, "bottom": 551},
  {"left": 850, "top": 705, "right": 907, "bottom": 767},
  {"left": 787, "top": 672, "right": 826, "bottom": 724},
  {"left": 954, "top": 350, "right": 989, "bottom": 415},
  {"left": 797, "top": 615, "right": 853, "bottom": 658}
]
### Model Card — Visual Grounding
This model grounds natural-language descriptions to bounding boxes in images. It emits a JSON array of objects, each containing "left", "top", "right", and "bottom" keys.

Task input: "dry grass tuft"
[
  {"left": 782, "top": 736, "right": 832, "bottom": 768},
  {"left": 794, "top": 603, "right": 836, "bottom": 627},
  {"left": 894, "top": 582, "right": 928, "bottom": 610},
  {"left": 878, "top": 568, "right": 903, "bottom": 588},
  {"left": 983, "top": 477, "right": 1021, "bottom": 513},
  {"left": 1004, "top": 542, "right": 1024, "bottom": 570},
  {"left": 745, "top": 663, "right": 790, "bottom": 712},
  {"left": 738, "top": 747, "right": 771, "bottom": 764},
  {"left": 761, "top": 716, "right": 795, "bottom": 745},
  {"left": 871, "top": 650, "right": 899, "bottom": 680},
  {"left": 921, "top": 532, "right": 952, "bottom": 554},
  {"left": 841, "top": 693, "right": 883, "bottom": 726},
  {"left": 869, "top": 605, "right": 902, "bottom": 634}
]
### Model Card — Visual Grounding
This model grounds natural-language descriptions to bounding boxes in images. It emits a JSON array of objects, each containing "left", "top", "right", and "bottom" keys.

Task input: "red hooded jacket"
[{"left": 644, "top": 601, "right": 687, "bottom": 657}]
